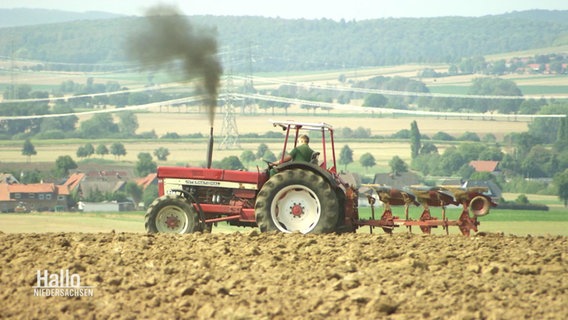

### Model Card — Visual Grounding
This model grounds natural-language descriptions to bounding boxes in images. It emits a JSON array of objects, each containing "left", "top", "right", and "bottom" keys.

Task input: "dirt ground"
[{"left": 0, "top": 231, "right": 566, "bottom": 319}]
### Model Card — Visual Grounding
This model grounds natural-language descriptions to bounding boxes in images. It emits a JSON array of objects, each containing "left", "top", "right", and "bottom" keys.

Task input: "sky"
[{"left": 1, "top": 0, "right": 567, "bottom": 20}]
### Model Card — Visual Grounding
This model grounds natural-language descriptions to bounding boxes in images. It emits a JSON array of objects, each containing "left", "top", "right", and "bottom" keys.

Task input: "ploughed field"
[{"left": 1, "top": 231, "right": 565, "bottom": 319}]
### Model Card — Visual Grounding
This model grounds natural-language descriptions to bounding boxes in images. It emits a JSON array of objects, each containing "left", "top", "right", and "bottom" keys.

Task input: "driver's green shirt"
[{"left": 290, "top": 144, "right": 314, "bottom": 163}]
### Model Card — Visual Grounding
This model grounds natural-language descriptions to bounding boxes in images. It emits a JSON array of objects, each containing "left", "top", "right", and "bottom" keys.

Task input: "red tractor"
[
  {"left": 145, "top": 120, "right": 358, "bottom": 234},
  {"left": 145, "top": 120, "right": 494, "bottom": 235}
]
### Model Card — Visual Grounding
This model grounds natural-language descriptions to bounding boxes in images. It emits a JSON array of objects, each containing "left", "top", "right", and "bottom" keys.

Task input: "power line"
[
  {"left": 236, "top": 75, "right": 567, "bottom": 100},
  {"left": 0, "top": 91, "right": 564, "bottom": 121},
  {"left": 0, "top": 76, "right": 566, "bottom": 120},
  {"left": 232, "top": 92, "right": 566, "bottom": 119},
  {"left": 0, "top": 83, "right": 184, "bottom": 104},
  {"left": 0, "top": 95, "right": 207, "bottom": 120}
]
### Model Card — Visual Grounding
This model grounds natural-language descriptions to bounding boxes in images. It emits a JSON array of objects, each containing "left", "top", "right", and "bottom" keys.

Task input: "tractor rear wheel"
[
  {"left": 145, "top": 194, "right": 200, "bottom": 234},
  {"left": 255, "top": 168, "right": 339, "bottom": 234}
]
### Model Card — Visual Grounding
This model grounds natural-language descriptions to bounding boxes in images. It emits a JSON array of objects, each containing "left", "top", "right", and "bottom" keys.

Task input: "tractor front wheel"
[
  {"left": 255, "top": 169, "right": 339, "bottom": 234},
  {"left": 145, "top": 194, "right": 200, "bottom": 234}
]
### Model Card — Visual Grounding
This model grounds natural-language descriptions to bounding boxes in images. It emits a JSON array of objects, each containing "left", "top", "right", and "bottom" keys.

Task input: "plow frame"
[{"left": 355, "top": 185, "right": 496, "bottom": 236}]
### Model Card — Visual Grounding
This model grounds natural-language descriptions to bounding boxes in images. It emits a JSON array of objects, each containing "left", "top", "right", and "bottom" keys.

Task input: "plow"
[{"left": 359, "top": 185, "right": 496, "bottom": 236}]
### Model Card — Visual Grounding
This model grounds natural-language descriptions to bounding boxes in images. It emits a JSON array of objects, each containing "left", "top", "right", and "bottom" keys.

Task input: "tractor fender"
[{"left": 275, "top": 162, "right": 340, "bottom": 190}]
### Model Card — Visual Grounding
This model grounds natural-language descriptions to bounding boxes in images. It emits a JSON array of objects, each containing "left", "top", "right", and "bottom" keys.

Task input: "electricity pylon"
[{"left": 219, "top": 74, "right": 240, "bottom": 149}]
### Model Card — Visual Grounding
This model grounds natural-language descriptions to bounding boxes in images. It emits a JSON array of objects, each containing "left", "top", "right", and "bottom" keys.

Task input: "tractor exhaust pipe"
[{"left": 206, "top": 126, "right": 214, "bottom": 168}]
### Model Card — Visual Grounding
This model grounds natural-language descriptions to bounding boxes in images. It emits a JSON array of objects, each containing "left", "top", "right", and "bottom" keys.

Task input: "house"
[
  {"left": 0, "top": 173, "right": 19, "bottom": 184},
  {"left": 63, "top": 172, "right": 85, "bottom": 194},
  {"left": 0, "top": 182, "right": 69, "bottom": 212},
  {"left": 469, "top": 160, "right": 500, "bottom": 175},
  {"left": 137, "top": 173, "right": 158, "bottom": 190},
  {"left": 63, "top": 170, "right": 154, "bottom": 211},
  {"left": 463, "top": 180, "right": 502, "bottom": 203},
  {"left": 64, "top": 170, "right": 129, "bottom": 200}
]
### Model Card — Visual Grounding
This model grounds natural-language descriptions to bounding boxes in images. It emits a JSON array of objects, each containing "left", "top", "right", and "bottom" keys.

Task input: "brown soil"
[{"left": 0, "top": 231, "right": 566, "bottom": 319}]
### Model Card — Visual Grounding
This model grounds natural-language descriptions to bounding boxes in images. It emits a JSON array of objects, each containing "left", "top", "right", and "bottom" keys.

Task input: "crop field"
[{"left": 0, "top": 112, "right": 529, "bottom": 167}]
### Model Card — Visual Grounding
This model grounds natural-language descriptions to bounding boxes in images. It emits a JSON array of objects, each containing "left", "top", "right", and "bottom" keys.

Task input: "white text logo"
[{"left": 33, "top": 269, "right": 94, "bottom": 297}]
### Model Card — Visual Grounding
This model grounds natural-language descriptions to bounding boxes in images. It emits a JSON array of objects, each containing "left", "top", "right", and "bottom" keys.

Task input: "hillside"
[
  {"left": 0, "top": 8, "right": 123, "bottom": 28},
  {"left": 0, "top": 10, "right": 567, "bottom": 72}
]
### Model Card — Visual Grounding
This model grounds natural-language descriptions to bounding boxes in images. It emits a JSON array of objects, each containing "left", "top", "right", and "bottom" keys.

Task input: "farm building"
[
  {"left": 64, "top": 170, "right": 129, "bottom": 200},
  {"left": 0, "top": 182, "right": 69, "bottom": 212},
  {"left": 77, "top": 201, "right": 135, "bottom": 212}
]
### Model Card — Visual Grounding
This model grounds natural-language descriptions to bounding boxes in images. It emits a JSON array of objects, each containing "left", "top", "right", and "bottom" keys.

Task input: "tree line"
[{"left": 1, "top": 11, "right": 567, "bottom": 73}]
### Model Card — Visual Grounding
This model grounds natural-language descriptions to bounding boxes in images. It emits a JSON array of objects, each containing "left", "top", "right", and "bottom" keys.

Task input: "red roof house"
[
  {"left": 0, "top": 183, "right": 69, "bottom": 212},
  {"left": 469, "top": 160, "right": 500, "bottom": 173}
]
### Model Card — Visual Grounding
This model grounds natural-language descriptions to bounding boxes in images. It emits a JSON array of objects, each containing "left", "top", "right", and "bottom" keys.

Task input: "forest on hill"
[{"left": 0, "top": 9, "right": 567, "bottom": 72}]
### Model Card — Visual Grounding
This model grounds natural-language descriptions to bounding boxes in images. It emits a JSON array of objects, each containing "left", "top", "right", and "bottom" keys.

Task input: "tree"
[
  {"left": 240, "top": 150, "right": 256, "bottom": 168},
  {"left": 432, "top": 132, "right": 455, "bottom": 141},
  {"left": 410, "top": 120, "right": 421, "bottom": 159},
  {"left": 458, "top": 162, "right": 476, "bottom": 180},
  {"left": 338, "top": 145, "right": 354, "bottom": 171},
  {"left": 153, "top": 147, "right": 170, "bottom": 161},
  {"left": 142, "top": 184, "right": 159, "bottom": 209},
  {"left": 353, "top": 127, "right": 371, "bottom": 139},
  {"left": 76, "top": 146, "right": 89, "bottom": 159},
  {"left": 515, "top": 194, "right": 530, "bottom": 205},
  {"left": 528, "top": 103, "right": 567, "bottom": 144},
  {"left": 22, "top": 139, "right": 37, "bottom": 163},
  {"left": 389, "top": 156, "right": 408, "bottom": 174},
  {"left": 40, "top": 104, "right": 78, "bottom": 133},
  {"left": 110, "top": 142, "right": 127, "bottom": 160},
  {"left": 512, "top": 132, "right": 541, "bottom": 159},
  {"left": 363, "top": 94, "right": 388, "bottom": 107},
  {"left": 218, "top": 156, "right": 245, "bottom": 170},
  {"left": 439, "top": 147, "right": 465, "bottom": 174},
  {"left": 555, "top": 116, "right": 568, "bottom": 152},
  {"left": 54, "top": 155, "right": 77, "bottom": 178},
  {"left": 78, "top": 113, "right": 119, "bottom": 138},
  {"left": 479, "top": 146, "right": 504, "bottom": 161},
  {"left": 125, "top": 181, "right": 143, "bottom": 208},
  {"left": 468, "top": 77, "right": 523, "bottom": 113},
  {"left": 263, "top": 150, "right": 277, "bottom": 162},
  {"left": 457, "top": 143, "right": 487, "bottom": 163},
  {"left": 95, "top": 144, "right": 109, "bottom": 158},
  {"left": 118, "top": 111, "right": 139, "bottom": 137},
  {"left": 256, "top": 143, "right": 270, "bottom": 159},
  {"left": 459, "top": 132, "right": 480, "bottom": 142},
  {"left": 420, "top": 142, "right": 438, "bottom": 155},
  {"left": 522, "top": 146, "right": 556, "bottom": 178},
  {"left": 360, "top": 153, "right": 376, "bottom": 172},
  {"left": 553, "top": 169, "right": 568, "bottom": 207},
  {"left": 136, "top": 152, "right": 157, "bottom": 177},
  {"left": 84, "top": 143, "right": 95, "bottom": 157},
  {"left": 412, "top": 153, "right": 440, "bottom": 176},
  {"left": 77, "top": 143, "right": 95, "bottom": 159}
]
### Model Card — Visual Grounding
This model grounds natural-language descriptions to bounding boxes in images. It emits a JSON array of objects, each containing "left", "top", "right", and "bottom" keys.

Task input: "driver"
[{"left": 272, "top": 134, "right": 314, "bottom": 165}]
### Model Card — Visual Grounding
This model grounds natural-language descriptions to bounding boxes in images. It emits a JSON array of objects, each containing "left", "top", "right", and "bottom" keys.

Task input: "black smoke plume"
[{"left": 127, "top": 4, "right": 222, "bottom": 126}]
